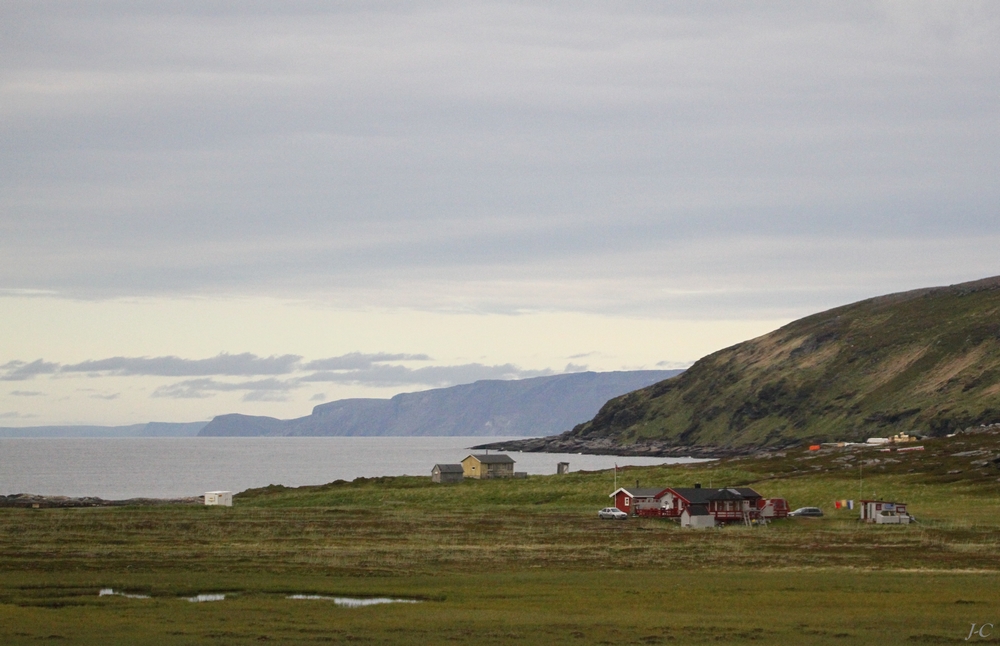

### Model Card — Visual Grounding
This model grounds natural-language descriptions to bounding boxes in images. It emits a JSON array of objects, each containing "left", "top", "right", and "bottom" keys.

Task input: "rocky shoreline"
[
  {"left": 471, "top": 433, "right": 783, "bottom": 459},
  {"left": 0, "top": 493, "right": 204, "bottom": 508},
  {"left": 474, "top": 424, "right": 1000, "bottom": 459}
]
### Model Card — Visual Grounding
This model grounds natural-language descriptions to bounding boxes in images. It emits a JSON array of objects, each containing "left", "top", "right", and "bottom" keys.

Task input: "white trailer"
[
  {"left": 860, "top": 500, "right": 910, "bottom": 524},
  {"left": 204, "top": 491, "right": 233, "bottom": 506}
]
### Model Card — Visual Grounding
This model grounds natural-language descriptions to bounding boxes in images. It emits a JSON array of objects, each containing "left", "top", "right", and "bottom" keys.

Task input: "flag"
[
  {"left": 847, "top": 500, "right": 854, "bottom": 510},
  {"left": 835, "top": 500, "right": 841, "bottom": 509}
]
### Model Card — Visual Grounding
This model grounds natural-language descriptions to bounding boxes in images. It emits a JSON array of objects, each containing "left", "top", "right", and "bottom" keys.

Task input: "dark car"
[{"left": 788, "top": 507, "right": 824, "bottom": 517}]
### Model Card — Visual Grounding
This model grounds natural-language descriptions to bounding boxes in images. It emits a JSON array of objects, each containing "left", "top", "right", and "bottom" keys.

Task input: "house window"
[{"left": 624, "top": 497, "right": 630, "bottom": 506}]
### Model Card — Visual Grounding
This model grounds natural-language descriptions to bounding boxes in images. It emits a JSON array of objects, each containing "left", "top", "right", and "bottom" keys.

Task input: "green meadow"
[{"left": 3, "top": 432, "right": 1000, "bottom": 644}]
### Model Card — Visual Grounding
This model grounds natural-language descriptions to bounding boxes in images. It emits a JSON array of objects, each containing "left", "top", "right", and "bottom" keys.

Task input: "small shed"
[
  {"left": 204, "top": 491, "right": 232, "bottom": 507},
  {"left": 557, "top": 462, "right": 570, "bottom": 475},
  {"left": 681, "top": 504, "right": 716, "bottom": 529},
  {"left": 859, "top": 499, "right": 911, "bottom": 524},
  {"left": 760, "top": 498, "right": 790, "bottom": 519},
  {"left": 461, "top": 454, "right": 515, "bottom": 479},
  {"left": 432, "top": 464, "right": 465, "bottom": 484}
]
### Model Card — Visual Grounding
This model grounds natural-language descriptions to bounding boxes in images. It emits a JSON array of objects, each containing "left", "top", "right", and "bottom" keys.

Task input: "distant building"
[
  {"left": 461, "top": 454, "right": 515, "bottom": 479},
  {"left": 431, "top": 464, "right": 465, "bottom": 484},
  {"left": 612, "top": 484, "right": 775, "bottom": 523},
  {"left": 557, "top": 462, "right": 570, "bottom": 475},
  {"left": 659, "top": 486, "right": 760, "bottom": 523},
  {"left": 204, "top": 491, "right": 232, "bottom": 506}
]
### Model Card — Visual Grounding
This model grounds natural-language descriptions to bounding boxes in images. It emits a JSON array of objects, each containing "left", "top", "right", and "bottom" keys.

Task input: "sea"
[{"left": 0, "top": 437, "right": 702, "bottom": 500}]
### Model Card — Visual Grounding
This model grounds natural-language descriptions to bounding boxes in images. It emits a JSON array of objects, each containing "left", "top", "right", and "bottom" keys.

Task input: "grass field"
[{"left": 3, "top": 430, "right": 1000, "bottom": 644}]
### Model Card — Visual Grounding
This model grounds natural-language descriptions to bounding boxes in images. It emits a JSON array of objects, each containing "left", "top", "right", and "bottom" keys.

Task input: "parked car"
[
  {"left": 598, "top": 507, "right": 628, "bottom": 520},
  {"left": 788, "top": 507, "right": 824, "bottom": 517}
]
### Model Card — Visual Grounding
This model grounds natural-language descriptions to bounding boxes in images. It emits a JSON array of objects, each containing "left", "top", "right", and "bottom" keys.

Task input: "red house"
[
  {"left": 657, "top": 485, "right": 766, "bottom": 523},
  {"left": 609, "top": 487, "right": 670, "bottom": 515},
  {"left": 609, "top": 484, "right": 782, "bottom": 523}
]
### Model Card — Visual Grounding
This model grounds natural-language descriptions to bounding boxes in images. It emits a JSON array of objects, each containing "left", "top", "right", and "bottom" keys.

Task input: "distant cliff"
[
  {"left": 0, "top": 421, "right": 207, "bottom": 438},
  {"left": 198, "top": 370, "right": 682, "bottom": 437}
]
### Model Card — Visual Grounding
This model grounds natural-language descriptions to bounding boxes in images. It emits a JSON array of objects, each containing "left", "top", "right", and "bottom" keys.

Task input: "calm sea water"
[{"left": 0, "top": 437, "right": 700, "bottom": 500}]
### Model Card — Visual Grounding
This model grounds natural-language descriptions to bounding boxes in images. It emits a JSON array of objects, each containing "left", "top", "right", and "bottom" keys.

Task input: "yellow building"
[{"left": 461, "top": 454, "right": 515, "bottom": 479}]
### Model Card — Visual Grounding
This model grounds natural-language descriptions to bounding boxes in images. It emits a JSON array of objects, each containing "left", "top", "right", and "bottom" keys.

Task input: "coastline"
[
  {"left": 0, "top": 493, "right": 203, "bottom": 508},
  {"left": 472, "top": 432, "right": 793, "bottom": 459}
]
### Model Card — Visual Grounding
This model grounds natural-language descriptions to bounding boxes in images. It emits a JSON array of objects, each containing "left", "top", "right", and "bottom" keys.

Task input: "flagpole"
[{"left": 614, "top": 463, "right": 618, "bottom": 492}]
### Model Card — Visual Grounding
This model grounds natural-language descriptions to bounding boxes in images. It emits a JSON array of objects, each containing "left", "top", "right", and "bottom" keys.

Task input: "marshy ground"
[{"left": 2, "top": 429, "right": 1000, "bottom": 644}]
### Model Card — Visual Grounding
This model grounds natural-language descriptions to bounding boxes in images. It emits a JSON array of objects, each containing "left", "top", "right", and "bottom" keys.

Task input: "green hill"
[{"left": 568, "top": 276, "right": 1000, "bottom": 451}]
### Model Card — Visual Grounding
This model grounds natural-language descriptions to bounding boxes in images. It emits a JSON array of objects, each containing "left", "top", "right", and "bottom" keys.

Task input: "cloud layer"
[
  {"left": 1, "top": 2, "right": 998, "bottom": 315},
  {"left": 2, "top": 351, "right": 565, "bottom": 402}
]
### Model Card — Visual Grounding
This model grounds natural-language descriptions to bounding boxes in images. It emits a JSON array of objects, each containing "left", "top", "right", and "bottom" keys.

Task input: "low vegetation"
[{"left": 2, "top": 428, "right": 1000, "bottom": 644}]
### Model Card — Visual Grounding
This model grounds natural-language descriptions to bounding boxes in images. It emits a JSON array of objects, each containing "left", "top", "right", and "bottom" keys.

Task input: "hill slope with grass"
[{"left": 506, "top": 276, "right": 1000, "bottom": 455}]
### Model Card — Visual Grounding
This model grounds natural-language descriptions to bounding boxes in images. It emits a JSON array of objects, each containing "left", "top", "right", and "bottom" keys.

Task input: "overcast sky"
[{"left": 2, "top": 1, "right": 998, "bottom": 425}]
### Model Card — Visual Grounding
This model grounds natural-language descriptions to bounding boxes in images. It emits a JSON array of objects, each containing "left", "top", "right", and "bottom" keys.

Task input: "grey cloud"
[
  {"left": 1, "top": 3, "right": 997, "bottom": 314},
  {"left": 10, "top": 390, "right": 46, "bottom": 396},
  {"left": 242, "top": 391, "right": 291, "bottom": 403},
  {"left": 300, "top": 363, "right": 552, "bottom": 387},
  {"left": 0, "top": 411, "right": 38, "bottom": 419},
  {"left": 302, "top": 353, "right": 432, "bottom": 371},
  {"left": 657, "top": 360, "right": 693, "bottom": 370},
  {"left": 63, "top": 353, "right": 302, "bottom": 376},
  {"left": 1, "top": 360, "right": 60, "bottom": 381},
  {"left": 151, "top": 377, "right": 298, "bottom": 399},
  {"left": 89, "top": 393, "right": 120, "bottom": 400}
]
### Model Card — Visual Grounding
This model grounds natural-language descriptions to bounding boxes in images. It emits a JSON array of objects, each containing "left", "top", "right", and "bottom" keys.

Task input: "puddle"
[
  {"left": 99, "top": 589, "right": 417, "bottom": 606},
  {"left": 99, "top": 588, "right": 150, "bottom": 599},
  {"left": 286, "top": 595, "right": 420, "bottom": 607}
]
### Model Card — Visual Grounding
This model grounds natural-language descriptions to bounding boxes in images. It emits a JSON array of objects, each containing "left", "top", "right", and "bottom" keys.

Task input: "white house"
[{"left": 204, "top": 491, "right": 233, "bottom": 506}]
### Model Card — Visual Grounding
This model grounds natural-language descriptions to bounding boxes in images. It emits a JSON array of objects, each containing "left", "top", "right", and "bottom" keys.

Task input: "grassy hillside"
[{"left": 569, "top": 276, "right": 1000, "bottom": 450}]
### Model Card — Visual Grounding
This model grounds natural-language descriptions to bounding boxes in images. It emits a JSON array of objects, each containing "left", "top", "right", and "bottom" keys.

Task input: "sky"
[{"left": 1, "top": 1, "right": 998, "bottom": 426}]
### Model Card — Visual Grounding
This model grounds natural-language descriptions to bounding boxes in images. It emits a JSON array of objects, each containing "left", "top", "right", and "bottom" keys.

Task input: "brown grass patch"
[
  {"left": 861, "top": 345, "right": 928, "bottom": 388},
  {"left": 915, "top": 346, "right": 988, "bottom": 394},
  {"left": 793, "top": 342, "right": 842, "bottom": 370}
]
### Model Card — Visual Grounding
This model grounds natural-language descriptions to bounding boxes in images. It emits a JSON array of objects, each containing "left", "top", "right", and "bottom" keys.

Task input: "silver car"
[{"left": 598, "top": 507, "right": 628, "bottom": 520}]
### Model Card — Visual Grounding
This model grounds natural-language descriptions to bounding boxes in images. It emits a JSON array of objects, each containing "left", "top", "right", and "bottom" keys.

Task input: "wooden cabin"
[
  {"left": 461, "top": 454, "right": 515, "bottom": 480},
  {"left": 658, "top": 485, "right": 766, "bottom": 523},
  {"left": 431, "top": 464, "right": 465, "bottom": 483}
]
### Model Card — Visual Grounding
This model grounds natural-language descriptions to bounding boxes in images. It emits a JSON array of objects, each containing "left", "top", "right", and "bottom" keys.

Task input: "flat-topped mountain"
[
  {"left": 503, "top": 276, "right": 1000, "bottom": 455},
  {"left": 198, "top": 370, "right": 682, "bottom": 437}
]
